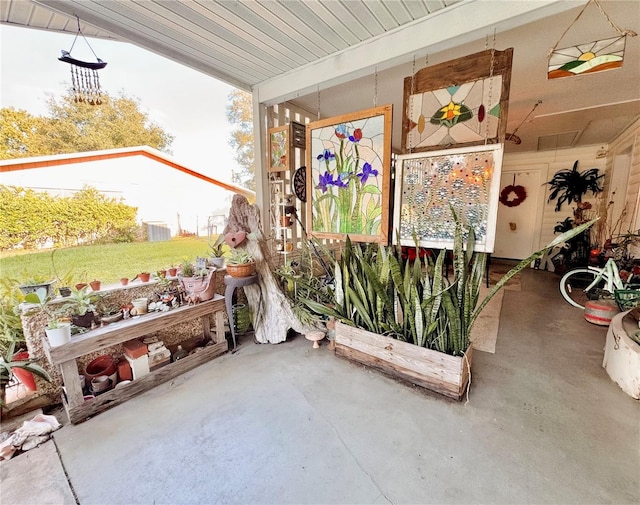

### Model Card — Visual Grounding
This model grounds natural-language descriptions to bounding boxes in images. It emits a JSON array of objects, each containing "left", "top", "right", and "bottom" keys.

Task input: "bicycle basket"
[{"left": 614, "top": 289, "right": 640, "bottom": 311}]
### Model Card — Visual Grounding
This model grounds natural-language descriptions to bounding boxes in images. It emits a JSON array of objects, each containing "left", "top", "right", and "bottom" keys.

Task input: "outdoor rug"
[
  {"left": 470, "top": 285, "right": 504, "bottom": 354},
  {"left": 469, "top": 262, "right": 522, "bottom": 353}
]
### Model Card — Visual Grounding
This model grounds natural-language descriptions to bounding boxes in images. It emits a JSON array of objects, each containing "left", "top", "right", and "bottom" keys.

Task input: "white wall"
[
  {"left": 0, "top": 157, "right": 234, "bottom": 238},
  {"left": 501, "top": 145, "right": 606, "bottom": 252},
  {"left": 604, "top": 118, "right": 640, "bottom": 234}
]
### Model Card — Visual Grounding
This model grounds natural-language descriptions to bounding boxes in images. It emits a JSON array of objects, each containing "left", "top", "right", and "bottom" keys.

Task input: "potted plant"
[
  {"left": 177, "top": 260, "right": 216, "bottom": 303},
  {"left": 226, "top": 248, "right": 256, "bottom": 278},
  {"left": 1, "top": 340, "right": 51, "bottom": 412},
  {"left": 546, "top": 160, "right": 604, "bottom": 212},
  {"left": 300, "top": 215, "right": 596, "bottom": 400},
  {"left": 209, "top": 236, "right": 226, "bottom": 268},
  {"left": 17, "top": 276, "right": 56, "bottom": 298},
  {"left": 59, "top": 286, "right": 101, "bottom": 329},
  {"left": 50, "top": 249, "right": 77, "bottom": 297},
  {"left": 23, "top": 290, "right": 72, "bottom": 346}
]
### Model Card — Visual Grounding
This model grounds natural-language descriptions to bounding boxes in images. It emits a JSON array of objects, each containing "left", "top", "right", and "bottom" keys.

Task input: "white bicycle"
[{"left": 559, "top": 258, "right": 631, "bottom": 309}]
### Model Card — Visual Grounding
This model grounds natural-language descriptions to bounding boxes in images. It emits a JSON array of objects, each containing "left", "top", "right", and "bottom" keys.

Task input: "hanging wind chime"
[{"left": 58, "top": 16, "right": 107, "bottom": 105}]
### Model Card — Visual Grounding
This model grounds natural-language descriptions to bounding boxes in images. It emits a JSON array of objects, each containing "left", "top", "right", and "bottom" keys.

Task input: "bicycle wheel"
[{"left": 560, "top": 268, "right": 605, "bottom": 309}]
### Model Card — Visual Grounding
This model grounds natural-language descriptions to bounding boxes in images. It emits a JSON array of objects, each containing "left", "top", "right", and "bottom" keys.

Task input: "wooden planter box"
[{"left": 335, "top": 322, "right": 473, "bottom": 400}]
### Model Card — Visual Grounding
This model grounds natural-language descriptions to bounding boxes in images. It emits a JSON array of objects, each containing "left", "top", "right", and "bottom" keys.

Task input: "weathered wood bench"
[{"left": 42, "top": 295, "right": 228, "bottom": 424}]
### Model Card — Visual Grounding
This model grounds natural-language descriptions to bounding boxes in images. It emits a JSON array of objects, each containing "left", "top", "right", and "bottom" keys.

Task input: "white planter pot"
[
  {"left": 45, "top": 323, "right": 71, "bottom": 347},
  {"left": 210, "top": 257, "right": 225, "bottom": 268}
]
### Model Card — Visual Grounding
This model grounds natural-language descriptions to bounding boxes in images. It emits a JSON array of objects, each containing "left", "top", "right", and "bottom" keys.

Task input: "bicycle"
[{"left": 560, "top": 258, "right": 635, "bottom": 309}]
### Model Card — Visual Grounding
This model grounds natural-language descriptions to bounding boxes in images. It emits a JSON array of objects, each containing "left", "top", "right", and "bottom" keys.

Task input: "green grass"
[{"left": 0, "top": 237, "right": 214, "bottom": 288}]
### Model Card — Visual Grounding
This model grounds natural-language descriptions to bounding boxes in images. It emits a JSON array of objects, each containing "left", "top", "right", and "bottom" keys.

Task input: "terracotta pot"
[
  {"left": 168, "top": 268, "right": 178, "bottom": 277},
  {"left": 138, "top": 272, "right": 151, "bottom": 282},
  {"left": 85, "top": 355, "right": 117, "bottom": 382},
  {"left": 12, "top": 352, "right": 37, "bottom": 391},
  {"left": 75, "top": 283, "right": 87, "bottom": 291},
  {"left": 90, "top": 280, "right": 101, "bottom": 291},
  {"left": 158, "top": 269, "right": 167, "bottom": 278},
  {"left": 120, "top": 278, "right": 129, "bottom": 286},
  {"left": 226, "top": 262, "right": 256, "bottom": 278}
]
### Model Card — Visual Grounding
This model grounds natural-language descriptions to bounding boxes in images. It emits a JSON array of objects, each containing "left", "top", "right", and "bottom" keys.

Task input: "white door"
[{"left": 493, "top": 167, "right": 545, "bottom": 259}]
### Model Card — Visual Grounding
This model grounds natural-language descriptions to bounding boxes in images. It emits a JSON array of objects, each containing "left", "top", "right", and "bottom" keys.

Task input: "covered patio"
[
  {"left": 1, "top": 2, "right": 639, "bottom": 503},
  {"left": 2, "top": 267, "right": 638, "bottom": 504}
]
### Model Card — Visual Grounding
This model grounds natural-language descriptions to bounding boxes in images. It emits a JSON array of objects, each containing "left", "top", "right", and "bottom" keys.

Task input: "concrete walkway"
[{"left": 2, "top": 268, "right": 639, "bottom": 504}]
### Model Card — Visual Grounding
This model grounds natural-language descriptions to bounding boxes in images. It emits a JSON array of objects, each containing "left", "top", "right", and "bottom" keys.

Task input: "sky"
[{"left": 0, "top": 24, "right": 244, "bottom": 235}]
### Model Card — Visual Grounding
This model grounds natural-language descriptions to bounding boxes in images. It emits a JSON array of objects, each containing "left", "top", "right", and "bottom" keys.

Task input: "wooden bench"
[{"left": 42, "top": 295, "right": 228, "bottom": 424}]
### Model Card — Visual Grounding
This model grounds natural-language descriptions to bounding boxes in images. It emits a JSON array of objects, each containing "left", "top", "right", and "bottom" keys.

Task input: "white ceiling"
[{"left": 2, "top": 0, "right": 639, "bottom": 154}]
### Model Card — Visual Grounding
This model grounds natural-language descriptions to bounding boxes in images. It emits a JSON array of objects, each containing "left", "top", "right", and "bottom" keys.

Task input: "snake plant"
[{"left": 298, "top": 216, "right": 597, "bottom": 356}]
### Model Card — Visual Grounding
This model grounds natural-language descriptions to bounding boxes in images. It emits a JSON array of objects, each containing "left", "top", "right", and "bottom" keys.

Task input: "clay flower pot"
[
  {"left": 12, "top": 351, "right": 37, "bottom": 391},
  {"left": 85, "top": 355, "right": 116, "bottom": 380},
  {"left": 138, "top": 272, "right": 151, "bottom": 282},
  {"left": 168, "top": 268, "right": 178, "bottom": 277},
  {"left": 89, "top": 280, "right": 101, "bottom": 291},
  {"left": 120, "top": 278, "right": 129, "bottom": 286},
  {"left": 226, "top": 262, "right": 256, "bottom": 278},
  {"left": 75, "top": 283, "right": 87, "bottom": 291},
  {"left": 158, "top": 269, "right": 167, "bottom": 278}
]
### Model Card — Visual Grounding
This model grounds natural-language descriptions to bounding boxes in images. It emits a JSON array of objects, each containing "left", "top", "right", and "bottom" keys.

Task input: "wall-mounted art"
[
  {"left": 393, "top": 144, "right": 504, "bottom": 252},
  {"left": 268, "top": 125, "right": 289, "bottom": 172},
  {"left": 306, "top": 104, "right": 392, "bottom": 244},
  {"left": 548, "top": 36, "right": 627, "bottom": 79},
  {"left": 402, "top": 49, "right": 513, "bottom": 153}
]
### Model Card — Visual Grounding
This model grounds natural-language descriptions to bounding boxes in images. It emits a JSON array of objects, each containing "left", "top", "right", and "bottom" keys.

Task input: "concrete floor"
[{"left": 2, "top": 268, "right": 639, "bottom": 504}]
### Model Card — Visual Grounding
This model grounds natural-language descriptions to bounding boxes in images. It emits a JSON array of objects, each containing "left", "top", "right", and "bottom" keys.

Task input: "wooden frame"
[
  {"left": 393, "top": 144, "right": 504, "bottom": 253},
  {"left": 402, "top": 48, "right": 513, "bottom": 153},
  {"left": 268, "top": 125, "right": 290, "bottom": 172},
  {"left": 306, "top": 104, "right": 392, "bottom": 244},
  {"left": 335, "top": 322, "right": 473, "bottom": 400}
]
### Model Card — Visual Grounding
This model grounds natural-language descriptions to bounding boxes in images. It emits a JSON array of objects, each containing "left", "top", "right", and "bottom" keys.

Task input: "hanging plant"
[{"left": 546, "top": 160, "right": 603, "bottom": 212}]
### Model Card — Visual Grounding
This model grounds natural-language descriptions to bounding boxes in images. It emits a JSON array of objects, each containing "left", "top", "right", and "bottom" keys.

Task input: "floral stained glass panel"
[
  {"left": 394, "top": 144, "right": 504, "bottom": 252},
  {"left": 306, "top": 105, "right": 392, "bottom": 244},
  {"left": 268, "top": 126, "right": 289, "bottom": 172}
]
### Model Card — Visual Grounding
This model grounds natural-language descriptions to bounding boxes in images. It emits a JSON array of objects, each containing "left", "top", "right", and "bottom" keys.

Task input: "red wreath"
[{"left": 499, "top": 185, "right": 527, "bottom": 207}]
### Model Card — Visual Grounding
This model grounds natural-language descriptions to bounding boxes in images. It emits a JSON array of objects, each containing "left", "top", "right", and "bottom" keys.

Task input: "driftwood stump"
[{"left": 224, "top": 194, "right": 310, "bottom": 343}]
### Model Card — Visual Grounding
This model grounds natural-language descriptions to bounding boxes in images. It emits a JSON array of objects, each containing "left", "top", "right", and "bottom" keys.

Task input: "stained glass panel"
[
  {"left": 393, "top": 144, "right": 504, "bottom": 252},
  {"left": 548, "top": 36, "right": 626, "bottom": 79}
]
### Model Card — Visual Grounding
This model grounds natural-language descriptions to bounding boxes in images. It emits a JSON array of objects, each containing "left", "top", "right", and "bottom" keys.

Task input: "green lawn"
[{"left": 0, "top": 237, "right": 214, "bottom": 288}]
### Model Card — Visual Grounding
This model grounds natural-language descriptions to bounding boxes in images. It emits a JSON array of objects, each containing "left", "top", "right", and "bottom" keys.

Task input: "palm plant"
[{"left": 546, "top": 160, "right": 604, "bottom": 212}]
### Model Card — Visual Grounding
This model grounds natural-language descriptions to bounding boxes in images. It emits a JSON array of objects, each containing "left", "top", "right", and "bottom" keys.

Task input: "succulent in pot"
[
  {"left": 59, "top": 286, "right": 101, "bottom": 328},
  {"left": 209, "top": 235, "right": 226, "bottom": 268},
  {"left": 226, "top": 248, "right": 256, "bottom": 278}
]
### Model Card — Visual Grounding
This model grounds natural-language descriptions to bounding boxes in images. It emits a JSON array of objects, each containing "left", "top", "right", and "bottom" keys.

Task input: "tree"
[
  {"left": 0, "top": 91, "right": 173, "bottom": 160},
  {"left": 226, "top": 89, "right": 255, "bottom": 191}
]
